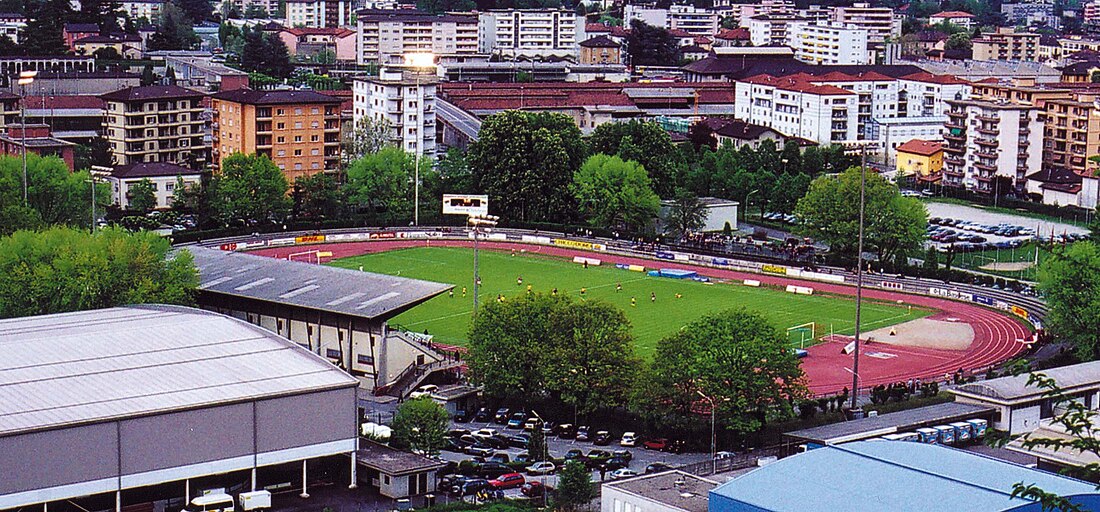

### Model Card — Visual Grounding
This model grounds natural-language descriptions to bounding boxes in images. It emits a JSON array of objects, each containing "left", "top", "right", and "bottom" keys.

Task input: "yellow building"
[
  {"left": 895, "top": 139, "right": 943, "bottom": 181},
  {"left": 211, "top": 89, "right": 343, "bottom": 183},
  {"left": 1042, "top": 92, "right": 1100, "bottom": 178},
  {"left": 972, "top": 28, "right": 1040, "bottom": 62},
  {"left": 578, "top": 35, "right": 622, "bottom": 65}
]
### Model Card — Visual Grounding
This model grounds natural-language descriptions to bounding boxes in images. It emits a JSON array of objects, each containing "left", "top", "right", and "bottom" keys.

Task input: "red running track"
[{"left": 248, "top": 240, "right": 1032, "bottom": 395}]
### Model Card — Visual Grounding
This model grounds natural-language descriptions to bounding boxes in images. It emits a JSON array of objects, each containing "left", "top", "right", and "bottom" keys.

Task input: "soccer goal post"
[{"left": 786, "top": 322, "right": 816, "bottom": 349}]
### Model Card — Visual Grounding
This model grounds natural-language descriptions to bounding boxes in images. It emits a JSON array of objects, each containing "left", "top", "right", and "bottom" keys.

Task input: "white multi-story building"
[
  {"left": 831, "top": 2, "right": 901, "bottom": 45},
  {"left": 105, "top": 162, "right": 202, "bottom": 210},
  {"left": 943, "top": 99, "right": 1044, "bottom": 192},
  {"left": 479, "top": 9, "right": 579, "bottom": 60},
  {"left": 286, "top": 0, "right": 357, "bottom": 28},
  {"left": 120, "top": 0, "right": 164, "bottom": 21},
  {"left": 726, "top": 0, "right": 793, "bottom": 27},
  {"left": 734, "top": 74, "right": 860, "bottom": 145},
  {"left": 747, "top": 13, "right": 808, "bottom": 46},
  {"left": 786, "top": 22, "right": 869, "bottom": 64},
  {"left": 0, "top": 20, "right": 24, "bottom": 44},
  {"left": 623, "top": 4, "right": 719, "bottom": 36},
  {"left": 353, "top": 67, "right": 437, "bottom": 157},
  {"left": 357, "top": 10, "right": 480, "bottom": 65}
]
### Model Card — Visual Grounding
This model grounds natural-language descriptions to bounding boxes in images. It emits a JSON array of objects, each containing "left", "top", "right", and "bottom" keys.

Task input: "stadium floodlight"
[
  {"left": 468, "top": 213, "right": 499, "bottom": 316},
  {"left": 17, "top": 70, "right": 37, "bottom": 205},
  {"left": 402, "top": 52, "right": 435, "bottom": 227}
]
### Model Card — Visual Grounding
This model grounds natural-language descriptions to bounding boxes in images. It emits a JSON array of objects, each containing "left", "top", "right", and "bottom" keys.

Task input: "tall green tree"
[
  {"left": 639, "top": 309, "right": 807, "bottom": 435},
  {"left": 172, "top": 176, "right": 217, "bottom": 229},
  {"left": 345, "top": 147, "right": 427, "bottom": 222},
  {"left": 293, "top": 172, "right": 345, "bottom": 219},
  {"left": 0, "top": 227, "right": 198, "bottom": 318},
  {"left": 572, "top": 154, "right": 660, "bottom": 233},
  {"left": 176, "top": 0, "right": 213, "bottom": 23},
  {"left": 468, "top": 110, "right": 588, "bottom": 224},
  {"left": 944, "top": 32, "right": 972, "bottom": 52},
  {"left": 243, "top": 3, "right": 268, "bottom": 18},
  {"left": 127, "top": 178, "right": 158, "bottom": 214},
  {"left": 341, "top": 117, "right": 391, "bottom": 164},
  {"left": 0, "top": 154, "right": 109, "bottom": 229},
  {"left": 554, "top": 460, "right": 596, "bottom": 512},
  {"left": 239, "top": 27, "right": 293, "bottom": 79},
  {"left": 213, "top": 153, "right": 291, "bottom": 226},
  {"left": 664, "top": 188, "right": 707, "bottom": 239},
  {"left": 589, "top": 120, "right": 678, "bottom": 197},
  {"left": 415, "top": 0, "right": 474, "bottom": 14},
  {"left": 20, "top": 0, "right": 73, "bottom": 55},
  {"left": 390, "top": 397, "right": 449, "bottom": 455},
  {"left": 1038, "top": 242, "right": 1100, "bottom": 361},
  {"left": 627, "top": 20, "right": 680, "bottom": 66},
  {"left": 80, "top": 0, "right": 124, "bottom": 32},
  {"left": 148, "top": 2, "right": 200, "bottom": 50},
  {"left": 140, "top": 64, "right": 157, "bottom": 86},
  {"left": 795, "top": 167, "right": 927, "bottom": 262}
]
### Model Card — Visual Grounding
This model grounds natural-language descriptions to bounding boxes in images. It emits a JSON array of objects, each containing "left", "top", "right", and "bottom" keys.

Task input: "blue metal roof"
[{"left": 710, "top": 440, "right": 1100, "bottom": 512}]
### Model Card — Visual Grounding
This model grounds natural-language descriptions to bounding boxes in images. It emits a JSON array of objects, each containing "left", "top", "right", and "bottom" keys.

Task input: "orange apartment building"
[{"left": 210, "top": 89, "right": 343, "bottom": 182}]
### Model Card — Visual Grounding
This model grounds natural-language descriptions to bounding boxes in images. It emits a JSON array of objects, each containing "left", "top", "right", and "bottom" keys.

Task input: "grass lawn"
[
  {"left": 949, "top": 241, "right": 1052, "bottom": 281},
  {"left": 331, "top": 247, "right": 928, "bottom": 358}
]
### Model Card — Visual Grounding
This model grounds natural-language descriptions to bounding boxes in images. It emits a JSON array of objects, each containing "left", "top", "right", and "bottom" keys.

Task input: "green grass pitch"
[{"left": 330, "top": 247, "right": 928, "bottom": 358}]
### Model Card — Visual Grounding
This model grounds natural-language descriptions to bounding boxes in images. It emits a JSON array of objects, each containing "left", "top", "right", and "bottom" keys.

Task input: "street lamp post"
[
  {"left": 743, "top": 189, "right": 759, "bottom": 222},
  {"left": 88, "top": 166, "right": 112, "bottom": 233},
  {"left": 403, "top": 53, "right": 436, "bottom": 226},
  {"left": 696, "top": 389, "right": 717, "bottom": 474},
  {"left": 850, "top": 144, "right": 870, "bottom": 416},
  {"left": 17, "top": 70, "right": 36, "bottom": 206}
]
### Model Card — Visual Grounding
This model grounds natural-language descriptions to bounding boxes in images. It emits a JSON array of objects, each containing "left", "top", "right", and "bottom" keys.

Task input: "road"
[{"left": 435, "top": 99, "right": 482, "bottom": 142}]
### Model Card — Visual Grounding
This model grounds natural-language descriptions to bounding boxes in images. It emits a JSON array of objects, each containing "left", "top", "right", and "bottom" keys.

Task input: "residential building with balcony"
[
  {"left": 357, "top": 10, "right": 480, "bottom": 65},
  {"left": 972, "top": 28, "right": 1041, "bottom": 62},
  {"left": 831, "top": 3, "right": 901, "bottom": 46},
  {"left": 725, "top": 0, "right": 794, "bottom": 28},
  {"left": 942, "top": 99, "right": 1044, "bottom": 193},
  {"left": 120, "top": 0, "right": 164, "bottom": 21},
  {"left": 733, "top": 73, "right": 859, "bottom": 145},
  {"left": 895, "top": 139, "right": 943, "bottom": 182},
  {"left": 0, "top": 90, "right": 19, "bottom": 127},
  {"left": 747, "top": 13, "right": 808, "bottom": 47},
  {"left": 286, "top": 0, "right": 357, "bottom": 28},
  {"left": 101, "top": 85, "right": 207, "bottom": 170},
  {"left": 578, "top": 35, "right": 621, "bottom": 65},
  {"left": 928, "top": 11, "right": 975, "bottom": 29},
  {"left": 106, "top": 162, "right": 203, "bottom": 210},
  {"left": 479, "top": 9, "right": 579, "bottom": 60},
  {"left": 353, "top": 67, "right": 437, "bottom": 158},
  {"left": 623, "top": 4, "right": 720, "bottom": 37},
  {"left": 1041, "top": 92, "right": 1100, "bottom": 180},
  {"left": 211, "top": 88, "right": 344, "bottom": 182},
  {"left": 786, "top": 22, "right": 870, "bottom": 65}
]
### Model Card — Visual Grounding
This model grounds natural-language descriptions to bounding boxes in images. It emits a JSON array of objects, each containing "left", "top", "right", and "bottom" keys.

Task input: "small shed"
[{"left": 356, "top": 441, "right": 447, "bottom": 500}]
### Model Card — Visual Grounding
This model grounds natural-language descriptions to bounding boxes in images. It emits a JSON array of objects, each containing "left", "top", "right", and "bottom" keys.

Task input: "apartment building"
[
  {"left": 747, "top": 14, "right": 808, "bottom": 47},
  {"left": 928, "top": 11, "right": 975, "bottom": 29},
  {"left": 943, "top": 99, "right": 1044, "bottom": 193},
  {"left": 352, "top": 67, "right": 437, "bottom": 157},
  {"left": 211, "top": 89, "right": 343, "bottom": 182},
  {"left": 101, "top": 85, "right": 207, "bottom": 169},
  {"left": 831, "top": 2, "right": 901, "bottom": 45},
  {"left": 357, "top": 10, "right": 480, "bottom": 65},
  {"left": 0, "top": 91, "right": 18, "bottom": 128},
  {"left": 623, "top": 4, "right": 720, "bottom": 37},
  {"left": 726, "top": 0, "right": 793, "bottom": 27},
  {"left": 1042, "top": 92, "right": 1100, "bottom": 178},
  {"left": 286, "top": 0, "right": 358, "bottom": 28},
  {"left": 1086, "top": 1, "right": 1100, "bottom": 24},
  {"left": 970, "top": 78, "right": 1068, "bottom": 107},
  {"left": 479, "top": 9, "right": 579, "bottom": 60},
  {"left": 972, "top": 28, "right": 1041, "bottom": 62},
  {"left": 120, "top": 0, "right": 164, "bottom": 21},
  {"left": 106, "top": 162, "right": 203, "bottom": 210},
  {"left": 733, "top": 74, "right": 860, "bottom": 145},
  {"left": 786, "top": 22, "right": 870, "bottom": 65},
  {"left": 579, "top": 35, "right": 621, "bottom": 65}
]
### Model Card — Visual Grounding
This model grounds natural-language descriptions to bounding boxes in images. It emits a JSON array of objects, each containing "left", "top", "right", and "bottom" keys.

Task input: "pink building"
[{"left": 277, "top": 27, "right": 356, "bottom": 62}]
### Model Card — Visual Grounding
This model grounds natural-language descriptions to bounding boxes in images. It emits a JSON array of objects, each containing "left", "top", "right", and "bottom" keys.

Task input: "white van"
[{"left": 186, "top": 493, "right": 235, "bottom": 512}]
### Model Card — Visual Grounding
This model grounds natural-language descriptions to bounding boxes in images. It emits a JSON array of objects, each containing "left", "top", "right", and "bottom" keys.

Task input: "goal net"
[{"left": 786, "top": 322, "right": 817, "bottom": 348}]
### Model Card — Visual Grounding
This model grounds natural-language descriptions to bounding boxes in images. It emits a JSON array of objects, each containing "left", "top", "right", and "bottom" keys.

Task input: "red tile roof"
[
  {"left": 282, "top": 27, "right": 354, "bottom": 37},
  {"left": 586, "top": 22, "right": 612, "bottom": 33},
  {"left": 900, "top": 71, "right": 970, "bottom": 85},
  {"left": 740, "top": 74, "right": 854, "bottom": 95},
  {"left": 715, "top": 28, "right": 751, "bottom": 40},
  {"left": 896, "top": 139, "right": 943, "bottom": 156},
  {"left": 695, "top": 36, "right": 712, "bottom": 44},
  {"left": 669, "top": 28, "right": 692, "bottom": 37},
  {"left": 440, "top": 82, "right": 736, "bottom": 111},
  {"left": 931, "top": 11, "right": 974, "bottom": 18},
  {"left": 24, "top": 95, "right": 106, "bottom": 109}
]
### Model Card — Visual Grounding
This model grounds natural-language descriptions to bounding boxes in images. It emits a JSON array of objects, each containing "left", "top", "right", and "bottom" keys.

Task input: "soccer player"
[
  {"left": 616, "top": 283, "right": 622, "bottom": 292},
  {"left": 449, "top": 289, "right": 454, "bottom": 298},
  {"left": 526, "top": 284, "right": 533, "bottom": 294},
  {"left": 517, "top": 275, "right": 523, "bottom": 286},
  {"left": 552, "top": 288, "right": 558, "bottom": 296},
  {"left": 580, "top": 287, "right": 587, "bottom": 296},
  {"left": 630, "top": 297, "right": 636, "bottom": 307},
  {"left": 462, "top": 287, "right": 467, "bottom": 297}
]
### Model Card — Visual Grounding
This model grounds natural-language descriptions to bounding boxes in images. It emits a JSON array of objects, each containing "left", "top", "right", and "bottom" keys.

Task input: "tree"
[
  {"left": 176, "top": 0, "right": 213, "bottom": 23},
  {"left": 74, "top": 136, "right": 113, "bottom": 171},
  {"left": 795, "top": 167, "right": 928, "bottom": 262},
  {"left": 664, "top": 188, "right": 707, "bottom": 239},
  {"left": 140, "top": 64, "right": 157, "bottom": 86},
  {"left": 0, "top": 206, "right": 44, "bottom": 236},
  {"left": 1038, "top": 242, "right": 1100, "bottom": 361},
  {"left": 127, "top": 178, "right": 158, "bottom": 214},
  {"left": 572, "top": 154, "right": 660, "bottom": 233},
  {"left": 293, "top": 172, "right": 346, "bottom": 219},
  {"left": 0, "top": 35, "right": 18, "bottom": 56},
  {"left": 640, "top": 309, "right": 807, "bottom": 435},
  {"left": 345, "top": 147, "right": 424, "bottom": 222},
  {"left": 212, "top": 153, "right": 291, "bottom": 226},
  {"left": 240, "top": 27, "right": 293, "bottom": 79},
  {"left": 923, "top": 246, "right": 940, "bottom": 272},
  {"left": 341, "top": 116, "right": 392, "bottom": 164},
  {"left": 243, "top": 3, "right": 268, "bottom": 18},
  {"left": 528, "top": 424, "right": 548, "bottom": 462},
  {"left": 172, "top": 176, "right": 217, "bottom": 228},
  {"left": 589, "top": 120, "right": 679, "bottom": 197},
  {"left": 627, "top": 20, "right": 680, "bottom": 66},
  {"left": 148, "top": 2, "right": 200, "bottom": 50},
  {"left": 221, "top": 0, "right": 242, "bottom": 18},
  {"left": 0, "top": 154, "right": 110, "bottom": 229},
  {"left": 687, "top": 121, "right": 718, "bottom": 152},
  {"left": 554, "top": 460, "right": 596, "bottom": 511},
  {"left": 390, "top": 397, "right": 449, "bottom": 455},
  {"left": 944, "top": 32, "right": 972, "bottom": 52},
  {"left": 20, "top": 0, "right": 73, "bottom": 56},
  {"left": 468, "top": 110, "right": 588, "bottom": 224},
  {"left": 0, "top": 227, "right": 199, "bottom": 319},
  {"left": 92, "top": 46, "right": 122, "bottom": 60},
  {"left": 415, "top": 0, "right": 475, "bottom": 14},
  {"left": 80, "top": 0, "right": 123, "bottom": 32}
]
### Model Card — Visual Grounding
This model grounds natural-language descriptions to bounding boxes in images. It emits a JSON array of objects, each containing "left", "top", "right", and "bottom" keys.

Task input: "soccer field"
[{"left": 331, "top": 247, "right": 928, "bottom": 358}]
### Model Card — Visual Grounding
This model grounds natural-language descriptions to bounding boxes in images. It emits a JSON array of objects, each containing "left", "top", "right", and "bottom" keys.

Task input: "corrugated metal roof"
[
  {"left": 188, "top": 246, "right": 452, "bottom": 320},
  {"left": 953, "top": 361, "right": 1100, "bottom": 402},
  {"left": 785, "top": 402, "right": 994, "bottom": 445},
  {"left": 0, "top": 305, "right": 357, "bottom": 437},
  {"left": 711, "top": 440, "right": 1099, "bottom": 512}
]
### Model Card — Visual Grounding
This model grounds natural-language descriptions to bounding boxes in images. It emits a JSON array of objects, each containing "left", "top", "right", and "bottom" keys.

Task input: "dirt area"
[
  {"left": 979, "top": 261, "right": 1036, "bottom": 271},
  {"left": 861, "top": 317, "right": 974, "bottom": 351}
]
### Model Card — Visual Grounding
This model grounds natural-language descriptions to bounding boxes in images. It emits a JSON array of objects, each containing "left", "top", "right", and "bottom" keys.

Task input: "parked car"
[
  {"left": 524, "top": 418, "right": 541, "bottom": 431},
  {"left": 443, "top": 438, "right": 467, "bottom": 453},
  {"left": 478, "top": 462, "right": 513, "bottom": 479},
  {"left": 454, "top": 409, "right": 470, "bottom": 423},
  {"left": 514, "top": 452, "right": 531, "bottom": 464},
  {"left": 525, "top": 461, "right": 557, "bottom": 475},
  {"left": 557, "top": 424, "right": 577, "bottom": 438},
  {"left": 494, "top": 408, "right": 511, "bottom": 424},
  {"left": 506, "top": 434, "right": 530, "bottom": 449},
  {"left": 612, "top": 450, "right": 632, "bottom": 462},
  {"left": 451, "top": 479, "right": 490, "bottom": 497},
  {"left": 520, "top": 481, "right": 545, "bottom": 498},
  {"left": 464, "top": 445, "right": 494, "bottom": 457},
  {"left": 644, "top": 462, "right": 673, "bottom": 474},
  {"left": 620, "top": 432, "right": 637, "bottom": 447},
  {"left": 643, "top": 438, "right": 669, "bottom": 451},
  {"left": 576, "top": 426, "right": 591, "bottom": 442},
  {"left": 472, "top": 428, "right": 497, "bottom": 441},
  {"left": 508, "top": 412, "right": 527, "bottom": 429},
  {"left": 593, "top": 431, "right": 612, "bottom": 446},
  {"left": 489, "top": 473, "right": 525, "bottom": 490},
  {"left": 586, "top": 450, "right": 612, "bottom": 468},
  {"left": 440, "top": 474, "right": 467, "bottom": 490},
  {"left": 487, "top": 453, "right": 510, "bottom": 464},
  {"left": 602, "top": 457, "right": 630, "bottom": 471},
  {"left": 408, "top": 384, "right": 438, "bottom": 399},
  {"left": 449, "top": 429, "right": 471, "bottom": 439},
  {"left": 474, "top": 408, "right": 492, "bottom": 422},
  {"left": 564, "top": 449, "right": 584, "bottom": 460},
  {"left": 610, "top": 469, "right": 639, "bottom": 480}
]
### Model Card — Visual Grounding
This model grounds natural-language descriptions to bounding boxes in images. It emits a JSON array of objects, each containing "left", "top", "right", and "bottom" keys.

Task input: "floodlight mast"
[{"left": 468, "top": 213, "right": 498, "bottom": 317}]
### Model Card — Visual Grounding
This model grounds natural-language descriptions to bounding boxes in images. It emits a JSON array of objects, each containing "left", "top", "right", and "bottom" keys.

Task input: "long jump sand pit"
[
  {"left": 980, "top": 261, "right": 1035, "bottom": 272},
  {"left": 861, "top": 316, "right": 975, "bottom": 351}
]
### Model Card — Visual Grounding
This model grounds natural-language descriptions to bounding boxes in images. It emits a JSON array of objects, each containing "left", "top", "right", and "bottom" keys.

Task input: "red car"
[
  {"left": 643, "top": 438, "right": 670, "bottom": 451},
  {"left": 489, "top": 473, "right": 526, "bottom": 490},
  {"left": 521, "top": 481, "right": 545, "bottom": 497}
]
